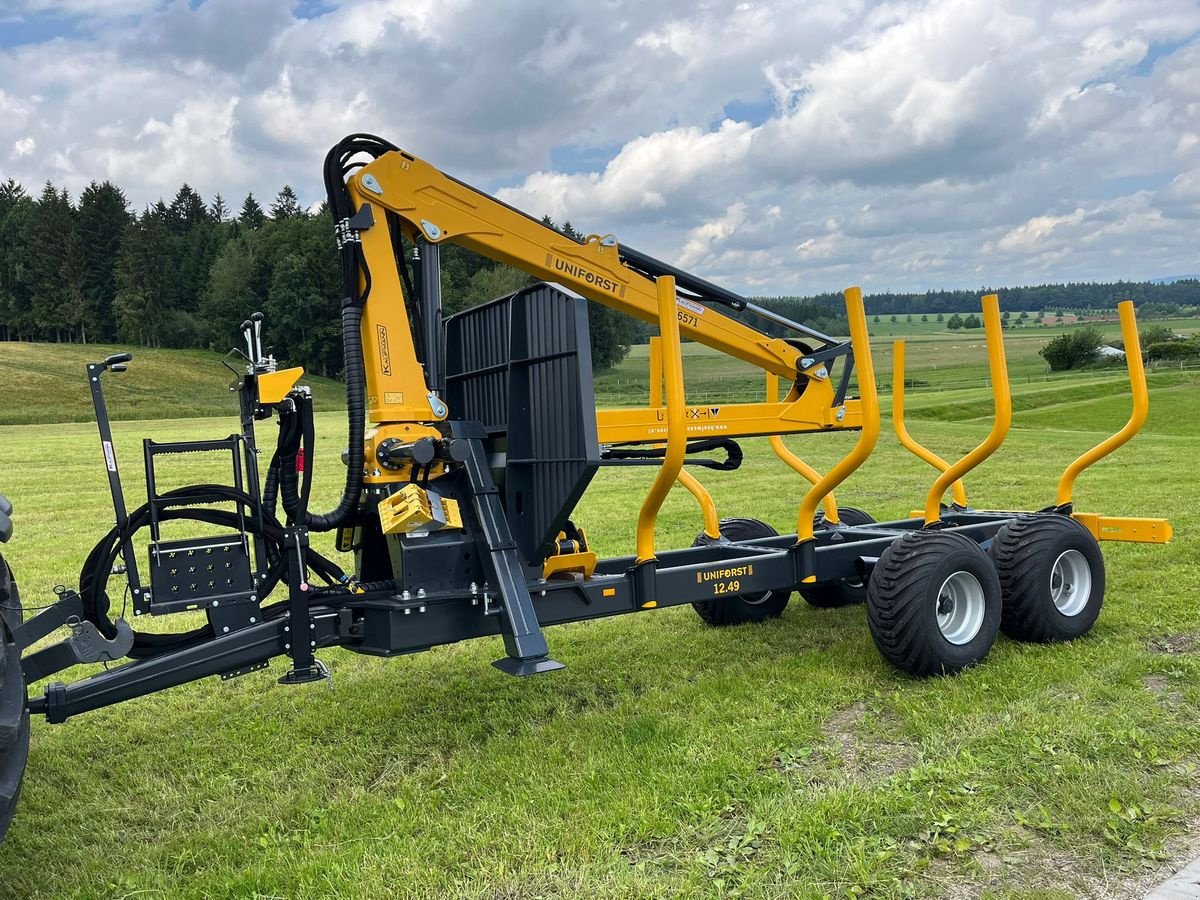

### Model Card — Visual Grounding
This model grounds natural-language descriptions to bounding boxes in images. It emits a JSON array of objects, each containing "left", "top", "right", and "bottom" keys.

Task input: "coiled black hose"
[{"left": 79, "top": 484, "right": 348, "bottom": 658}]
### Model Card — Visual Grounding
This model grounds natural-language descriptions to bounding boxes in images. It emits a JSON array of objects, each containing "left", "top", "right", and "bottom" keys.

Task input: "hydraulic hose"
[{"left": 79, "top": 484, "right": 348, "bottom": 658}]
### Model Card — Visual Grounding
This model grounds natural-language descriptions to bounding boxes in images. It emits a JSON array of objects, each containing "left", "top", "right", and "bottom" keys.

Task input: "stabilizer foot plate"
[{"left": 492, "top": 656, "right": 566, "bottom": 677}]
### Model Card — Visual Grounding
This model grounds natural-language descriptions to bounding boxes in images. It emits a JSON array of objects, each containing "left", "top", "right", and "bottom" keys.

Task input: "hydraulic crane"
[{"left": 0, "top": 133, "right": 1171, "bottom": 841}]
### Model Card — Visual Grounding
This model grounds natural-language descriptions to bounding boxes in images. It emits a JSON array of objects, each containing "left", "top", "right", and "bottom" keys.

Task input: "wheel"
[
  {"left": 799, "top": 507, "right": 876, "bottom": 608},
  {"left": 867, "top": 530, "right": 1001, "bottom": 676},
  {"left": 0, "top": 553, "right": 28, "bottom": 841},
  {"left": 691, "top": 518, "right": 791, "bottom": 626},
  {"left": 989, "top": 514, "right": 1105, "bottom": 642}
]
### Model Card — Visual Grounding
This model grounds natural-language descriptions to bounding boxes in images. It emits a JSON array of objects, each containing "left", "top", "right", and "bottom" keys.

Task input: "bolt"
[
  {"left": 418, "top": 605, "right": 426, "bottom": 614},
  {"left": 250, "top": 594, "right": 257, "bottom": 602},
  {"left": 284, "top": 625, "right": 290, "bottom": 633},
  {"left": 310, "top": 641, "right": 315, "bottom": 648},
  {"left": 402, "top": 589, "right": 412, "bottom": 601},
  {"left": 404, "top": 608, "right": 411, "bottom": 615},
  {"left": 222, "top": 626, "right": 230, "bottom": 633},
  {"left": 285, "top": 643, "right": 290, "bottom": 650},
  {"left": 250, "top": 617, "right": 257, "bottom": 624},
  {"left": 417, "top": 587, "right": 426, "bottom": 598},
  {"left": 310, "top": 622, "right": 315, "bottom": 630},
  {"left": 212, "top": 600, "right": 219, "bottom": 607}
]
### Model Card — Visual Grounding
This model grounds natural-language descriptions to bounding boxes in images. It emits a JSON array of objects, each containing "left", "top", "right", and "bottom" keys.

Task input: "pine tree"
[
  {"left": 114, "top": 209, "right": 171, "bottom": 346},
  {"left": 0, "top": 181, "right": 35, "bottom": 340},
  {"left": 29, "top": 183, "right": 75, "bottom": 341},
  {"left": 240, "top": 193, "right": 266, "bottom": 229},
  {"left": 77, "top": 181, "right": 130, "bottom": 341},
  {"left": 209, "top": 193, "right": 230, "bottom": 222},
  {"left": 168, "top": 184, "right": 208, "bottom": 235},
  {"left": 270, "top": 185, "right": 302, "bottom": 220}
]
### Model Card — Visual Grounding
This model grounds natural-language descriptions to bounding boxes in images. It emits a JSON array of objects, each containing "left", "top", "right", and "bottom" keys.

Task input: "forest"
[{"left": 0, "top": 178, "right": 1195, "bottom": 376}]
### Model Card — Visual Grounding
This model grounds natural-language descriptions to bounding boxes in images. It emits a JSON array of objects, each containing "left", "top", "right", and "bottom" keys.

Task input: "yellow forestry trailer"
[{"left": 0, "top": 134, "right": 1172, "bottom": 839}]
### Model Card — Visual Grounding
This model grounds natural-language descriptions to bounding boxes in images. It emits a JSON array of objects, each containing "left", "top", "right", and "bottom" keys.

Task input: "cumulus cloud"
[{"left": 0, "top": 0, "right": 1197, "bottom": 292}]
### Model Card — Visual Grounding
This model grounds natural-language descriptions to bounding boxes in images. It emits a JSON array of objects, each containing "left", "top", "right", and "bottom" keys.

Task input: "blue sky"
[{"left": 1, "top": 0, "right": 1198, "bottom": 294}]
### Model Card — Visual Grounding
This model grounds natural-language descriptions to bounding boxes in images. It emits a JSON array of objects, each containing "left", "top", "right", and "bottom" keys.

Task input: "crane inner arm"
[{"left": 347, "top": 150, "right": 806, "bottom": 386}]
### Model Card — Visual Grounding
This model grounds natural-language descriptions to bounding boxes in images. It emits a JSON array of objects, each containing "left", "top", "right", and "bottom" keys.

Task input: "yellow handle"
[
  {"left": 922, "top": 295, "right": 1011, "bottom": 524},
  {"left": 1056, "top": 300, "right": 1148, "bottom": 506},
  {"left": 892, "top": 341, "right": 968, "bottom": 507},
  {"left": 636, "top": 276, "right": 686, "bottom": 562},
  {"left": 796, "top": 287, "right": 879, "bottom": 542}
]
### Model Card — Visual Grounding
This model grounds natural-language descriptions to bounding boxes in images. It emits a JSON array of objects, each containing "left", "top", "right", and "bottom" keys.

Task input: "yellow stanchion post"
[
  {"left": 892, "top": 340, "right": 969, "bottom": 508},
  {"left": 635, "top": 276, "right": 686, "bottom": 566},
  {"left": 795, "top": 287, "right": 879, "bottom": 549},
  {"left": 922, "top": 295, "right": 1011, "bottom": 525}
]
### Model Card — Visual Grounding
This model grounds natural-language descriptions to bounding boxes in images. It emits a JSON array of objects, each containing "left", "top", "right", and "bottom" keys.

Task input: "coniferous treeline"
[
  {"left": 761, "top": 281, "right": 1199, "bottom": 322},
  {"left": 1, "top": 176, "right": 1195, "bottom": 375},
  {"left": 0, "top": 179, "right": 637, "bottom": 373}
]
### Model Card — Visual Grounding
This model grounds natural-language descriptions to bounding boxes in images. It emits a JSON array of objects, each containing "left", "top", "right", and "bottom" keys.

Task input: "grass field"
[
  {"left": 0, "top": 341, "right": 346, "bottom": 424},
  {"left": 0, "top": 335, "right": 1198, "bottom": 898}
]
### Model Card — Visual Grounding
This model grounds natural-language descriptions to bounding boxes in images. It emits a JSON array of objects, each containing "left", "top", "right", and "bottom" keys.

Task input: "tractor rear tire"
[
  {"left": 691, "top": 518, "right": 791, "bottom": 626},
  {"left": 867, "top": 530, "right": 1001, "bottom": 676},
  {"left": 0, "top": 554, "right": 28, "bottom": 841},
  {"left": 799, "top": 507, "right": 876, "bottom": 608},
  {"left": 989, "top": 514, "right": 1105, "bottom": 643}
]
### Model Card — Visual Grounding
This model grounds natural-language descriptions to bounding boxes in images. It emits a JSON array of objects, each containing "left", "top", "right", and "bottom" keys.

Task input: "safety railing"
[
  {"left": 920, "top": 294, "right": 1011, "bottom": 526},
  {"left": 795, "top": 287, "right": 880, "bottom": 545}
]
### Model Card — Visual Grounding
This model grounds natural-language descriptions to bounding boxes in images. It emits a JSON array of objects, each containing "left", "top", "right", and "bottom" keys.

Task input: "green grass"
[
  {"left": 0, "top": 341, "right": 346, "bottom": 424},
  {"left": 0, "top": 363, "right": 1198, "bottom": 897}
]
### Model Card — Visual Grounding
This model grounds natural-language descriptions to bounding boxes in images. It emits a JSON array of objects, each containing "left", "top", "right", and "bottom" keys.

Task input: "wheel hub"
[
  {"left": 1050, "top": 549, "right": 1091, "bottom": 616},
  {"left": 935, "top": 571, "right": 985, "bottom": 645}
]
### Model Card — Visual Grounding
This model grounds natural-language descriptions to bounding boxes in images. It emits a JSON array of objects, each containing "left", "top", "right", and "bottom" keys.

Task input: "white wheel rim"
[
  {"left": 1050, "top": 549, "right": 1091, "bottom": 616},
  {"left": 936, "top": 571, "right": 986, "bottom": 645}
]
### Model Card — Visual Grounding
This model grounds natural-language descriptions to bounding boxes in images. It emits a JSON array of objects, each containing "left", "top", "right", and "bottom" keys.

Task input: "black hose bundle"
[
  {"left": 602, "top": 437, "right": 744, "bottom": 471},
  {"left": 275, "top": 133, "right": 402, "bottom": 533},
  {"left": 79, "top": 484, "right": 348, "bottom": 658}
]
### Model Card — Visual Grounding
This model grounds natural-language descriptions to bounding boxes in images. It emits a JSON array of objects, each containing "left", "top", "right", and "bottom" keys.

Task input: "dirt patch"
[
  {"left": 925, "top": 791, "right": 1200, "bottom": 899},
  {"left": 1143, "top": 674, "right": 1171, "bottom": 694},
  {"left": 773, "top": 700, "right": 918, "bottom": 785},
  {"left": 1148, "top": 633, "right": 1199, "bottom": 654}
]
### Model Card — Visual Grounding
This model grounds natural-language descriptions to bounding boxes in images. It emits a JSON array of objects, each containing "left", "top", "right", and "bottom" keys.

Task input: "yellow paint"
[
  {"left": 345, "top": 184, "right": 446, "bottom": 425},
  {"left": 676, "top": 469, "right": 721, "bottom": 539},
  {"left": 361, "top": 424, "right": 445, "bottom": 485},
  {"left": 640, "top": 601, "right": 658, "bottom": 609},
  {"left": 378, "top": 483, "right": 462, "bottom": 534},
  {"left": 635, "top": 276, "right": 687, "bottom": 563},
  {"left": 351, "top": 153, "right": 804, "bottom": 379},
  {"left": 256, "top": 367, "right": 304, "bottom": 405},
  {"left": 1072, "top": 513, "right": 1173, "bottom": 544},
  {"left": 766, "top": 372, "right": 839, "bottom": 522},
  {"left": 1057, "top": 301, "right": 1150, "bottom": 506},
  {"left": 542, "top": 550, "right": 599, "bottom": 579},
  {"left": 923, "top": 295, "right": 1011, "bottom": 525},
  {"left": 892, "top": 340, "right": 969, "bottom": 507},
  {"left": 795, "top": 287, "right": 880, "bottom": 541},
  {"left": 602, "top": 588, "right": 617, "bottom": 597}
]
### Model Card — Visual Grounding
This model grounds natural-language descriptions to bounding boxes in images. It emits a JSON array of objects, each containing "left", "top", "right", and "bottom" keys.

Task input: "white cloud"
[{"left": 0, "top": 0, "right": 1197, "bottom": 292}]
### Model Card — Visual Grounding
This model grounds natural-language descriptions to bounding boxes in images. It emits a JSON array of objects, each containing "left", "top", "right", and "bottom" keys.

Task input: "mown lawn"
[
  {"left": 0, "top": 360, "right": 1197, "bottom": 898},
  {"left": 0, "top": 341, "right": 345, "bottom": 425}
]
